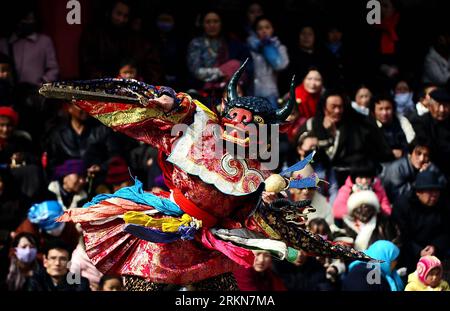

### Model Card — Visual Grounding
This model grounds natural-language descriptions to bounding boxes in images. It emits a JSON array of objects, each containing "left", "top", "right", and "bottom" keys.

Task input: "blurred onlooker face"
[
  {"left": 374, "top": 100, "right": 394, "bottom": 124},
  {"left": 381, "top": 0, "right": 396, "bottom": 19},
  {"left": 118, "top": 64, "right": 137, "bottom": 79},
  {"left": 355, "top": 87, "right": 372, "bottom": 108},
  {"left": 68, "top": 104, "right": 89, "bottom": 122},
  {"left": 324, "top": 95, "right": 344, "bottom": 123},
  {"left": 296, "top": 136, "right": 318, "bottom": 159},
  {"left": 156, "top": 13, "right": 175, "bottom": 33},
  {"left": 0, "top": 63, "right": 11, "bottom": 80},
  {"left": 299, "top": 26, "right": 315, "bottom": 50},
  {"left": 255, "top": 19, "right": 274, "bottom": 40},
  {"left": 15, "top": 236, "right": 37, "bottom": 264},
  {"left": 203, "top": 12, "right": 221, "bottom": 38},
  {"left": 0, "top": 116, "right": 14, "bottom": 140},
  {"left": 416, "top": 189, "right": 441, "bottom": 207},
  {"left": 247, "top": 3, "right": 263, "bottom": 25},
  {"left": 410, "top": 146, "right": 430, "bottom": 170},
  {"left": 16, "top": 12, "right": 36, "bottom": 37},
  {"left": 17, "top": 236, "right": 34, "bottom": 249},
  {"left": 425, "top": 267, "right": 443, "bottom": 288},
  {"left": 292, "top": 187, "right": 316, "bottom": 201},
  {"left": 394, "top": 81, "right": 410, "bottom": 94},
  {"left": 102, "top": 278, "right": 123, "bottom": 291},
  {"left": 110, "top": 2, "right": 129, "bottom": 27},
  {"left": 293, "top": 250, "right": 308, "bottom": 266},
  {"left": 352, "top": 204, "right": 377, "bottom": 223},
  {"left": 253, "top": 251, "right": 272, "bottom": 272},
  {"left": 63, "top": 173, "right": 86, "bottom": 193},
  {"left": 44, "top": 249, "right": 69, "bottom": 279},
  {"left": 327, "top": 28, "right": 342, "bottom": 43},
  {"left": 303, "top": 70, "right": 322, "bottom": 94},
  {"left": 428, "top": 99, "right": 450, "bottom": 121}
]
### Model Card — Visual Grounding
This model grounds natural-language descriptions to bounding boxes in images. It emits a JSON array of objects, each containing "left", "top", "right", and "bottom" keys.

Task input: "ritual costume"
[{"left": 39, "top": 60, "right": 373, "bottom": 290}]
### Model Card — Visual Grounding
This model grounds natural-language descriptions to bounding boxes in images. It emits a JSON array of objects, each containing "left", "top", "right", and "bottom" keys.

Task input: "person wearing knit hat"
[
  {"left": 105, "top": 156, "right": 132, "bottom": 192},
  {"left": 0, "top": 106, "right": 20, "bottom": 150},
  {"left": 343, "top": 190, "right": 400, "bottom": 251},
  {"left": 48, "top": 159, "right": 88, "bottom": 210},
  {"left": 53, "top": 159, "right": 87, "bottom": 181},
  {"left": 0, "top": 106, "right": 19, "bottom": 128},
  {"left": 95, "top": 156, "right": 133, "bottom": 194},
  {"left": 393, "top": 168, "right": 450, "bottom": 272},
  {"left": 405, "top": 256, "right": 450, "bottom": 291}
]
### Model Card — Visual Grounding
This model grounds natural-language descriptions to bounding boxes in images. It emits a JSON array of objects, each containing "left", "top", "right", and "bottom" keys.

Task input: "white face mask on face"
[
  {"left": 45, "top": 222, "right": 66, "bottom": 237},
  {"left": 394, "top": 92, "right": 413, "bottom": 114}
]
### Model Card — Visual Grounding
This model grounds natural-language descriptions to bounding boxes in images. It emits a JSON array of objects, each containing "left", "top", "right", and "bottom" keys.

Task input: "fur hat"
[{"left": 347, "top": 190, "right": 380, "bottom": 214}]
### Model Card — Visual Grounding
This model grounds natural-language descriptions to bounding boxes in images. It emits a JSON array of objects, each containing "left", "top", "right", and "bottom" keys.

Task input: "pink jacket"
[{"left": 332, "top": 176, "right": 392, "bottom": 219}]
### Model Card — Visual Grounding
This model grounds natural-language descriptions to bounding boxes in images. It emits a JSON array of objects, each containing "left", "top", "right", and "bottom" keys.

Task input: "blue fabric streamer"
[
  {"left": 280, "top": 151, "right": 315, "bottom": 177},
  {"left": 178, "top": 226, "right": 197, "bottom": 240},
  {"left": 289, "top": 176, "right": 318, "bottom": 189},
  {"left": 84, "top": 178, "right": 183, "bottom": 216},
  {"left": 124, "top": 224, "right": 197, "bottom": 243},
  {"left": 124, "top": 224, "right": 181, "bottom": 243}
]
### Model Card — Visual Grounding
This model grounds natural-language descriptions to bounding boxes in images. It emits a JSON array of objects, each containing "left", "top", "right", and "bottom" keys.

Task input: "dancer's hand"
[
  {"left": 262, "top": 191, "right": 278, "bottom": 205},
  {"left": 149, "top": 94, "right": 175, "bottom": 112}
]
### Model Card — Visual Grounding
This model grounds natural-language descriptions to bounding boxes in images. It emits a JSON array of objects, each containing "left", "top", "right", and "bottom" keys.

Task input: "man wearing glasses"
[{"left": 25, "top": 240, "right": 90, "bottom": 291}]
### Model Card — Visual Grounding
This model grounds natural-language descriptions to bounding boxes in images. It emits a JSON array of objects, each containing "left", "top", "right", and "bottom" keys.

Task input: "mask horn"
[
  {"left": 227, "top": 58, "right": 249, "bottom": 102},
  {"left": 276, "top": 75, "right": 296, "bottom": 121}
]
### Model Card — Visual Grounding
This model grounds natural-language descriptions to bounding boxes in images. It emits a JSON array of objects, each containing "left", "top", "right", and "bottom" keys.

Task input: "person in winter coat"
[
  {"left": 422, "top": 33, "right": 450, "bottom": 86},
  {"left": 247, "top": 16, "right": 289, "bottom": 109},
  {"left": 300, "top": 91, "right": 394, "bottom": 186},
  {"left": 342, "top": 190, "right": 400, "bottom": 251},
  {"left": 14, "top": 201, "right": 80, "bottom": 255},
  {"left": 351, "top": 86, "right": 372, "bottom": 116},
  {"left": 392, "top": 170, "right": 450, "bottom": 272},
  {"left": 370, "top": 94, "right": 415, "bottom": 160},
  {"left": 405, "top": 255, "right": 449, "bottom": 291},
  {"left": 342, "top": 240, "right": 404, "bottom": 291},
  {"left": 5, "top": 232, "right": 43, "bottom": 291},
  {"left": 333, "top": 162, "right": 391, "bottom": 221},
  {"left": 380, "top": 137, "right": 446, "bottom": 203},
  {"left": 286, "top": 68, "right": 324, "bottom": 140},
  {"left": 412, "top": 87, "right": 450, "bottom": 176}
]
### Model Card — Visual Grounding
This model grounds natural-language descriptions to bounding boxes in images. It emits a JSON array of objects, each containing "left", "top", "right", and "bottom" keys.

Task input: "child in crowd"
[
  {"left": 98, "top": 275, "right": 124, "bottom": 291},
  {"left": 333, "top": 162, "right": 391, "bottom": 222},
  {"left": 405, "top": 256, "right": 449, "bottom": 291},
  {"left": 117, "top": 58, "right": 141, "bottom": 81},
  {"left": 247, "top": 16, "right": 289, "bottom": 109}
]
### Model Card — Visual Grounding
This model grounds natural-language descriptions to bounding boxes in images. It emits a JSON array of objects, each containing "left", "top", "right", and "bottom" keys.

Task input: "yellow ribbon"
[{"left": 123, "top": 212, "right": 194, "bottom": 233}]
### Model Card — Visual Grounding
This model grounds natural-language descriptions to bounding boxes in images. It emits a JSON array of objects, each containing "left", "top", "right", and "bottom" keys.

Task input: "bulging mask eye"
[{"left": 253, "top": 115, "right": 264, "bottom": 124}]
